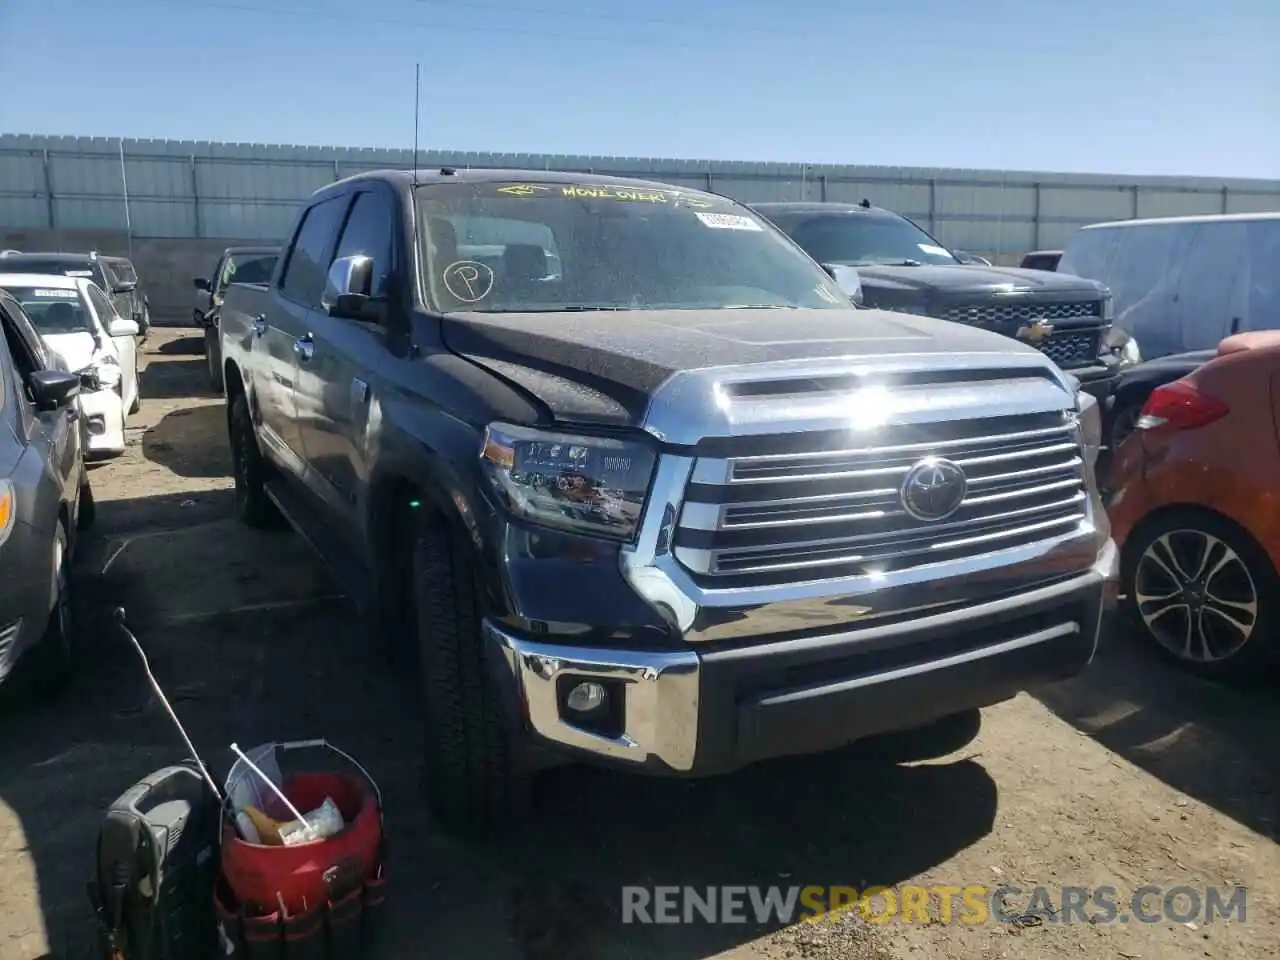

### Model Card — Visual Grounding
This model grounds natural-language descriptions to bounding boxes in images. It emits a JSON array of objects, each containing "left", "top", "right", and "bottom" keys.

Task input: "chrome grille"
[
  {"left": 674, "top": 412, "right": 1088, "bottom": 585},
  {"left": 940, "top": 300, "right": 1102, "bottom": 325}
]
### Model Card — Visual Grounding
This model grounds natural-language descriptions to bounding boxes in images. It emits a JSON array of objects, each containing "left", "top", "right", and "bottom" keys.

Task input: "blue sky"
[{"left": 1, "top": 0, "right": 1276, "bottom": 178}]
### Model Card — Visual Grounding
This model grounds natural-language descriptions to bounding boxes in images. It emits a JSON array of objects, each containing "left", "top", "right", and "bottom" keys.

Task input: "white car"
[{"left": 0, "top": 273, "right": 140, "bottom": 456}]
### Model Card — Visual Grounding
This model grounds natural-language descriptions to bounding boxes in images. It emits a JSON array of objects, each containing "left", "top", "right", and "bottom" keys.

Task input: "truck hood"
[
  {"left": 855, "top": 263, "right": 1108, "bottom": 300},
  {"left": 442, "top": 307, "right": 1045, "bottom": 427}
]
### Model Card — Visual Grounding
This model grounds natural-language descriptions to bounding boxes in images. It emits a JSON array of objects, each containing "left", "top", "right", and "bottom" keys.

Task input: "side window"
[
  {"left": 280, "top": 196, "right": 349, "bottom": 307},
  {"left": 331, "top": 191, "right": 396, "bottom": 298}
]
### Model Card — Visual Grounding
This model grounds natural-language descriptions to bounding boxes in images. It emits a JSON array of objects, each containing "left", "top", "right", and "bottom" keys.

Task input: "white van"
[{"left": 1058, "top": 212, "right": 1280, "bottom": 360}]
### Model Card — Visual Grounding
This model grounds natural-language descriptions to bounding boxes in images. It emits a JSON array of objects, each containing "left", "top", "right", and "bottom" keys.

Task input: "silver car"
[{"left": 0, "top": 288, "right": 93, "bottom": 689}]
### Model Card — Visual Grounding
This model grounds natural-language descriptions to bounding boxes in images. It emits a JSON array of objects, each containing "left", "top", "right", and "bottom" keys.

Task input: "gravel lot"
[{"left": 1, "top": 326, "right": 1277, "bottom": 959}]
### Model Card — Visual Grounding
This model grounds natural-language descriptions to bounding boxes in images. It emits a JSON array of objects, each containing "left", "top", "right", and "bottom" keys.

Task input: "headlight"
[
  {"left": 1120, "top": 336, "right": 1141, "bottom": 365},
  {"left": 1101, "top": 294, "right": 1114, "bottom": 322},
  {"left": 479, "top": 423, "right": 656, "bottom": 540},
  {"left": 0, "top": 479, "right": 14, "bottom": 548}
]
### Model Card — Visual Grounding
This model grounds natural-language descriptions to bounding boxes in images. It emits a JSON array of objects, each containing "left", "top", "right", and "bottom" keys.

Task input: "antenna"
[{"left": 412, "top": 63, "right": 421, "bottom": 186}]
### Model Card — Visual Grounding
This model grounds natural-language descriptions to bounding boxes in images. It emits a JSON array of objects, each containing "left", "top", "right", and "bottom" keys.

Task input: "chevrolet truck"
[
  {"left": 219, "top": 170, "right": 1118, "bottom": 833},
  {"left": 752, "top": 202, "right": 1124, "bottom": 400}
]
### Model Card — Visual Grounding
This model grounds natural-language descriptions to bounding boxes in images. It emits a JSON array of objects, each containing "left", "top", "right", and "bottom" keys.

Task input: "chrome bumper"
[
  {"left": 486, "top": 625, "right": 701, "bottom": 770},
  {"left": 487, "top": 540, "right": 1119, "bottom": 774}
]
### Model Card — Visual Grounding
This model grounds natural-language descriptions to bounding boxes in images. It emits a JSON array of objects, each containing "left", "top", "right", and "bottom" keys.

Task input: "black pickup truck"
[
  {"left": 220, "top": 169, "right": 1118, "bottom": 832},
  {"left": 752, "top": 203, "right": 1123, "bottom": 400}
]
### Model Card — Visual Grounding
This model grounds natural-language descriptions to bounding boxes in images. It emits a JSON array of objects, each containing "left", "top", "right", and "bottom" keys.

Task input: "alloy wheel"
[{"left": 1134, "top": 529, "right": 1258, "bottom": 664}]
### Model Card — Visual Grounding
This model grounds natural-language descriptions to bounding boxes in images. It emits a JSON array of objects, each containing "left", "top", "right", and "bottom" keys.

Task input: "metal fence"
[{"left": 3, "top": 135, "right": 1280, "bottom": 256}]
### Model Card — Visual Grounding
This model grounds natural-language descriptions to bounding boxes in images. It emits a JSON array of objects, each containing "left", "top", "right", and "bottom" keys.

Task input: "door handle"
[
  {"left": 253, "top": 314, "right": 267, "bottom": 337},
  {"left": 293, "top": 336, "right": 315, "bottom": 363}
]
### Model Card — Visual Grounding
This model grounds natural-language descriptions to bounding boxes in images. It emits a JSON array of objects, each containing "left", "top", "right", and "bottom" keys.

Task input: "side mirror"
[
  {"left": 113, "top": 281, "right": 137, "bottom": 294},
  {"left": 108, "top": 316, "right": 140, "bottom": 338},
  {"left": 323, "top": 255, "right": 381, "bottom": 322},
  {"left": 822, "top": 263, "right": 864, "bottom": 307},
  {"left": 193, "top": 277, "right": 210, "bottom": 291},
  {"left": 29, "top": 369, "right": 81, "bottom": 411}
]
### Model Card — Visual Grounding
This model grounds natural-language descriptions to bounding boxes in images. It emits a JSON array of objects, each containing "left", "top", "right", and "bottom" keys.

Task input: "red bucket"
[{"left": 221, "top": 770, "right": 382, "bottom": 916}]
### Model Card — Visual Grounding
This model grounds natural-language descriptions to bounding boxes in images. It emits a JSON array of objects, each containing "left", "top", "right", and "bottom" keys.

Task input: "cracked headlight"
[{"left": 479, "top": 423, "right": 656, "bottom": 540}]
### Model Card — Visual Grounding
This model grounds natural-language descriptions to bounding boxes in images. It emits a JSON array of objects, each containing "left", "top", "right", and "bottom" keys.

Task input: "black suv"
[
  {"left": 753, "top": 202, "right": 1121, "bottom": 399},
  {"left": 100, "top": 256, "right": 151, "bottom": 335},
  {"left": 0, "top": 252, "right": 144, "bottom": 337}
]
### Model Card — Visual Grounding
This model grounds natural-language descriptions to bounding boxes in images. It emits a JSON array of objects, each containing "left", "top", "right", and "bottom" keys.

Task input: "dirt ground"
[{"left": 1, "top": 326, "right": 1277, "bottom": 960}]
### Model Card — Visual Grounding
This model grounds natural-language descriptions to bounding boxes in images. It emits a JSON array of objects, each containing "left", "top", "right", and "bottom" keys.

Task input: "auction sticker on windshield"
[
  {"left": 695, "top": 212, "right": 763, "bottom": 231},
  {"left": 64, "top": 270, "right": 94, "bottom": 277},
  {"left": 34, "top": 289, "right": 80, "bottom": 298}
]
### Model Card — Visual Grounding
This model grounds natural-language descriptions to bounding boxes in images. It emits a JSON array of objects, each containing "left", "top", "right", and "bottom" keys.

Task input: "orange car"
[{"left": 1108, "top": 331, "right": 1280, "bottom": 678}]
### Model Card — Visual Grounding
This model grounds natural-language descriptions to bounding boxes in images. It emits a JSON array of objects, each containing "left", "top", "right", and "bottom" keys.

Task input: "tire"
[
  {"left": 128, "top": 375, "right": 142, "bottom": 415},
  {"left": 27, "top": 523, "right": 75, "bottom": 690},
  {"left": 228, "top": 391, "right": 281, "bottom": 528},
  {"left": 412, "top": 519, "right": 530, "bottom": 833},
  {"left": 77, "top": 478, "right": 96, "bottom": 532},
  {"left": 1122, "top": 510, "right": 1278, "bottom": 678},
  {"left": 206, "top": 327, "right": 224, "bottom": 394}
]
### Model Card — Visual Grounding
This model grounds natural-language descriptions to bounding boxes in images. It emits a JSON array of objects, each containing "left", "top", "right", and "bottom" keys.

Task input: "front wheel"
[
  {"left": 1123, "top": 511, "right": 1278, "bottom": 678},
  {"left": 412, "top": 520, "right": 529, "bottom": 834}
]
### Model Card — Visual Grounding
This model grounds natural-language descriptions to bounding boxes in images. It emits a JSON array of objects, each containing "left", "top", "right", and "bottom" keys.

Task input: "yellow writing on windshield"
[{"left": 560, "top": 186, "right": 669, "bottom": 203}]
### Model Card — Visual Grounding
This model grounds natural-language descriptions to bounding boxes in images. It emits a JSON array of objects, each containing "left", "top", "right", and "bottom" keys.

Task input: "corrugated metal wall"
[{"left": 3, "top": 134, "right": 1279, "bottom": 257}]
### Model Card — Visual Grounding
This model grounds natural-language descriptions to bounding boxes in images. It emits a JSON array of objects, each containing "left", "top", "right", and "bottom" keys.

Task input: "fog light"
[{"left": 565, "top": 681, "right": 607, "bottom": 713}]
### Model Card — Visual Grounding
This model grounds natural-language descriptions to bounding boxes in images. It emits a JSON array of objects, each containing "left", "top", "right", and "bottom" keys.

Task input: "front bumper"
[
  {"left": 0, "top": 523, "right": 57, "bottom": 684},
  {"left": 79, "top": 387, "right": 125, "bottom": 454},
  {"left": 488, "top": 541, "right": 1118, "bottom": 775}
]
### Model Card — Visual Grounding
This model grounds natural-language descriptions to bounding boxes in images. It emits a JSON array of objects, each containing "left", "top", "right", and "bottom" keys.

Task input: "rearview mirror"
[
  {"left": 29, "top": 369, "right": 81, "bottom": 412},
  {"left": 193, "top": 277, "right": 210, "bottom": 291},
  {"left": 113, "top": 281, "right": 137, "bottom": 294},
  {"left": 822, "top": 263, "right": 864, "bottom": 307},
  {"left": 324, "top": 255, "right": 382, "bottom": 322}
]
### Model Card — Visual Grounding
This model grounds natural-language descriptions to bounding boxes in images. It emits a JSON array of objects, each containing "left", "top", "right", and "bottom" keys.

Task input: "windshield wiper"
[{"left": 870, "top": 258, "right": 923, "bottom": 267}]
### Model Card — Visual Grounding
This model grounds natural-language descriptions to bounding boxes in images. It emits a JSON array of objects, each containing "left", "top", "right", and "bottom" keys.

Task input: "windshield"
[
  {"left": 3, "top": 257, "right": 107, "bottom": 287},
  {"left": 415, "top": 182, "right": 848, "bottom": 313},
  {"left": 5, "top": 286, "right": 94, "bottom": 335},
  {"left": 770, "top": 213, "right": 960, "bottom": 267},
  {"left": 221, "top": 253, "right": 278, "bottom": 287}
]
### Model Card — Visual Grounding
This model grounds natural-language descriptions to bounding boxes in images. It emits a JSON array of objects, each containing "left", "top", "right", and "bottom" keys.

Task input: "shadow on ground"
[
  {"left": 155, "top": 334, "right": 205, "bottom": 357},
  {"left": 1033, "top": 626, "right": 1279, "bottom": 841},
  {"left": 139, "top": 359, "right": 209, "bottom": 401},
  {"left": 141, "top": 405, "right": 228, "bottom": 479},
  {"left": 0, "top": 486, "right": 998, "bottom": 959}
]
